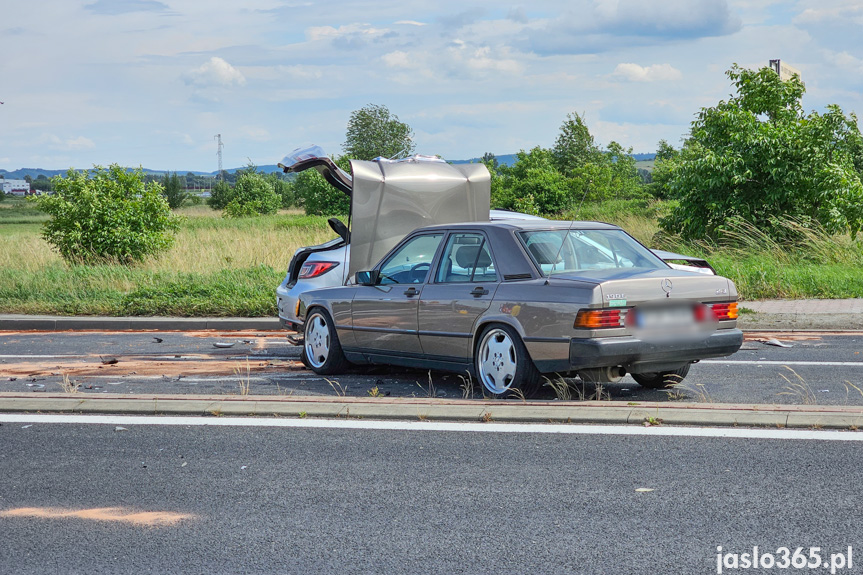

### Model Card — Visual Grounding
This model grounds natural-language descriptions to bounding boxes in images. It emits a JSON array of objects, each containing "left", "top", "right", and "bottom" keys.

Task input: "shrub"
[
  {"left": 161, "top": 171, "right": 190, "bottom": 209},
  {"left": 660, "top": 65, "right": 863, "bottom": 241},
  {"left": 207, "top": 180, "right": 234, "bottom": 210},
  {"left": 271, "top": 175, "right": 296, "bottom": 208},
  {"left": 295, "top": 156, "right": 351, "bottom": 216},
  {"left": 33, "top": 164, "right": 179, "bottom": 264},
  {"left": 222, "top": 172, "right": 280, "bottom": 218}
]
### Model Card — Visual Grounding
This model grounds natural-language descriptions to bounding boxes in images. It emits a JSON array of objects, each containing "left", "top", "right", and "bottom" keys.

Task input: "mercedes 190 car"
[
  {"left": 297, "top": 220, "right": 743, "bottom": 397},
  {"left": 275, "top": 146, "right": 715, "bottom": 334}
]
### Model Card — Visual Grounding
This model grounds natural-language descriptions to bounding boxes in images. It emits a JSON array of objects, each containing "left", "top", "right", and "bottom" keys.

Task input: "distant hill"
[
  {"left": 450, "top": 154, "right": 518, "bottom": 167},
  {"left": 1, "top": 153, "right": 656, "bottom": 179}
]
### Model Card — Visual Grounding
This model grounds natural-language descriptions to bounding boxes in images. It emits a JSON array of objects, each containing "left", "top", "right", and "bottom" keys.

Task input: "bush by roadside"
[{"left": 32, "top": 165, "right": 180, "bottom": 265}]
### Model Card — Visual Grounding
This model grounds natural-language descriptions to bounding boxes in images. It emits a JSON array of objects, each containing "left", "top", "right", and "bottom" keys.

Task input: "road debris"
[
  {"left": 100, "top": 356, "right": 119, "bottom": 365},
  {"left": 763, "top": 338, "right": 793, "bottom": 348},
  {"left": 114, "top": 426, "right": 128, "bottom": 432},
  {"left": 213, "top": 342, "right": 235, "bottom": 348}
]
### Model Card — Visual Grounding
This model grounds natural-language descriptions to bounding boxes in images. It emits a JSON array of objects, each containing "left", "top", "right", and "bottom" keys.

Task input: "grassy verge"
[
  {"left": 2, "top": 196, "right": 863, "bottom": 317},
  {"left": 0, "top": 201, "right": 333, "bottom": 316}
]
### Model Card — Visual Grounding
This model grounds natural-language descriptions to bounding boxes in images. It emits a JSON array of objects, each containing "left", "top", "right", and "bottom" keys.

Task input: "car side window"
[
  {"left": 435, "top": 233, "right": 497, "bottom": 283},
  {"left": 378, "top": 234, "right": 443, "bottom": 285}
]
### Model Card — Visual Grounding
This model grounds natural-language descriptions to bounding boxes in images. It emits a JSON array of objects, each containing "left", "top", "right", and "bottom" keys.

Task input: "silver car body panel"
[{"left": 348, "top": 158, "right": 490, "bottom": 278}]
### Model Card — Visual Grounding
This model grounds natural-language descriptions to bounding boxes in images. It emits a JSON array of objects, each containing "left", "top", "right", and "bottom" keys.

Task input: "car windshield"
[{"left": 518, "top": 229, "right": 666, "bottom": 276}]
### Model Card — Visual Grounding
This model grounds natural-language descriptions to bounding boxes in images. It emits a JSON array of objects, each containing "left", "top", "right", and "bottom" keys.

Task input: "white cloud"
[
  {"left": 1, "top": 0, "right": 860, "bottom": 171},
  {"left": 382, "top": 51, "right": 412, "bottom": 68},
  {"left": 447, "top": 43, "right": 524, "bottom": 75},
  {"left": 306, "top": 23, "right": 389, "bottom": 42},
  {"left": 240, "top": 126, "right": 272, "bottom": 142},
  {"left": 612, "top": 63, "right": 683, "bottom": 82},
  {"left": 183, "top": 57, "right": 246, "bottom": 89},
  {"left": 39, "top": 134, "right": 96, "bottom": 151}
]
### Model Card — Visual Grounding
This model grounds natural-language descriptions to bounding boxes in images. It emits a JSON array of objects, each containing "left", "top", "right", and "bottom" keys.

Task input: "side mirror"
[{"left": 355, "top": 270, "right": 379, "bottom": 286}]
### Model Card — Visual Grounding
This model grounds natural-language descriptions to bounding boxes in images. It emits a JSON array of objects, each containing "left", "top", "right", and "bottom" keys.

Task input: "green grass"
[
  {"left": 0, "top": 196, "right": 49, "bottom": 226},
  {"left": 2, "top": 198, "right": 862, "bottom": 317},
  {"left": 0, "top": 207, "right": 332, "bottom": 316}
]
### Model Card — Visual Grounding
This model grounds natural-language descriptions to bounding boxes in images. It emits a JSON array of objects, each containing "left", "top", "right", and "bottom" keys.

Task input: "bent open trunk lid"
[{"left": 348, "top": 159, "right": 489, "bottom": 276}]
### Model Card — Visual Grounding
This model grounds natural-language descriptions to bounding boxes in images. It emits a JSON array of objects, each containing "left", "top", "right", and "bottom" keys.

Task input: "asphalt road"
[
  {"left": 1, "top": 418, "right": 862, "bottom": 574},
  {"left": 2, "top": 330, "right": 863, "bottom": 406}
]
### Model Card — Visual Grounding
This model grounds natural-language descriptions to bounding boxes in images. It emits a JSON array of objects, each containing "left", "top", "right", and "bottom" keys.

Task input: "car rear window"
[{"left": 518, "top": 229, "right": 666, "bottom": 276}]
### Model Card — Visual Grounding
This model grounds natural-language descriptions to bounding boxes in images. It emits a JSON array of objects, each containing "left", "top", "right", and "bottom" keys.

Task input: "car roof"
[{"left": 418, "top": 220, "right": 623, "bottom": 232}]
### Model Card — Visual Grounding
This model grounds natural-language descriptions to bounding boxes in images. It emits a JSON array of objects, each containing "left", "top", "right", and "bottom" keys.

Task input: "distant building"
[
  {"left": 769, "top": 59, "right": 802, "bottom": 82},
  {"left": 1, "top": 179, "right": 30, "bottom": 195}
]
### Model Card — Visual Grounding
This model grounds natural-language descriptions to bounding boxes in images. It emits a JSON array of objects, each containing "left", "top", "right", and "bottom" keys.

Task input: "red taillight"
[
  {"left": 711, "top": 302, "right": 738, "bottom": 321},
  {"left": 299, "top": 261, "right": 339, "bottom": 279},
  {"left": 574, "top": 309, "right": 623, "bottom": 329}
]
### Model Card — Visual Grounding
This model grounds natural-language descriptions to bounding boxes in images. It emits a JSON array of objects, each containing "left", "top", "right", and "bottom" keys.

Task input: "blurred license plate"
[{"left": 631, "top": 306, "right": 694, "bottom": 330}]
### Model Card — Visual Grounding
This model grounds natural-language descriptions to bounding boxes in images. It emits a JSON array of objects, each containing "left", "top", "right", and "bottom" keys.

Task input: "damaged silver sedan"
[{"left": 298, "top": 220, "right": 743, "bottom": 397}]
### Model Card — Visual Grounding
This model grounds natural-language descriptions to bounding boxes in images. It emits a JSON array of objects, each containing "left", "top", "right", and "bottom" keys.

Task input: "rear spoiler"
[
  {"left": 651, "top": 249, "right": 716, "bottom": 275},
  {"left": 277, "top": 146, "right": 352, "bottom": 196}
]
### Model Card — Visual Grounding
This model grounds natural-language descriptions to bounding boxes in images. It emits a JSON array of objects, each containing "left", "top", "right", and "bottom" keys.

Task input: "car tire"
[
  {"left": 303, "top": 308, "right": 350, "bottom": 375},
  {"left": 631, "top": 364, "right": 691, "bottom": 389},
  {"left": 475, "top": 324, "right": 541, "bottom": 398}
]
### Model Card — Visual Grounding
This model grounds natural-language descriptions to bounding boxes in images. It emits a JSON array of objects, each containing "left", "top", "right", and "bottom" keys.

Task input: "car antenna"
[{"left": 545, "top": 186, "right": 590, "bottom": 285}]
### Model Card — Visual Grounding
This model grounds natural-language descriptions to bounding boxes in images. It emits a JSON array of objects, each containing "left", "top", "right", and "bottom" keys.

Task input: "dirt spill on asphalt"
[
  {"left": 0, "top": 507, "right": 196, "bottom": 527},
  {"left": 0, "top": 357, "right": 304, "bottom": 378}
]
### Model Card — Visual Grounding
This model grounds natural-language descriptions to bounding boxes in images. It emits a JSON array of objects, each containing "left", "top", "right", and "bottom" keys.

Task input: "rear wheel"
[
  {"left": 631, "top": 365, "right": 690, "bottom": 389},
  {"left": 475, "top": 324, "right": 540, "bottom": 398},
  {"left": 303, "top": 308, "right": 350, "bottom": 375}
]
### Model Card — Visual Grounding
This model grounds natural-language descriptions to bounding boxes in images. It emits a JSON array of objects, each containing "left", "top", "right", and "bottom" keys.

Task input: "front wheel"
[
  {"left": 631, "top": 365, "right": 691, "bottom": 389},
  {"left": 475, "top": 324, "right": 540, "bottom": 398},
  {"left": 303, "top": 308, "right": 350, "bottom": 375}
]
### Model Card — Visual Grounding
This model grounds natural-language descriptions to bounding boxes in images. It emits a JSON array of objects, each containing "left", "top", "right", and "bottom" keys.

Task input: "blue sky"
[{"left": 1, "top": 0, "right": 861, "bottom": 172}]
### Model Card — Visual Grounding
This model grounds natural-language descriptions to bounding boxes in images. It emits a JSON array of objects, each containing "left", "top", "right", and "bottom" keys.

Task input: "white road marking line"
[
  {"left": 701, "top": 360, "right": 863, "bottom": 367},
  {"left": 2, "top": 414, "right": 863, "bottom": 441}
]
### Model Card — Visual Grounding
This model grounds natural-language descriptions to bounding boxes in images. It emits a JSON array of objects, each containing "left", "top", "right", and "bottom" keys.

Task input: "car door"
[
  {"left": 351, "top": 233, "right": 444, "bottom": 355},
  {"left": 418, "top": 232, "right": 499, "bottom": 359}
]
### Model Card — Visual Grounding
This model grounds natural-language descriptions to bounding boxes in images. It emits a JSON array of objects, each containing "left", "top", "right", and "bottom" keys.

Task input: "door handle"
[
  {"left": 404, "top": 287, "right": 419, "bottom": 297},
  {"left": 470, "top": 286, "right": 489, "bottom": 297}
]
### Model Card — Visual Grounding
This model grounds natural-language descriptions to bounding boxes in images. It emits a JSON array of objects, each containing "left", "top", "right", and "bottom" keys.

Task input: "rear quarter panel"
[{"left": 299, "top": 287, "right": 356, "bottom": 348}]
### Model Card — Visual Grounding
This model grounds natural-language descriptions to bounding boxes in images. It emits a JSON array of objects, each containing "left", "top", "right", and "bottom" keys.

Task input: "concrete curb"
[
  {"left": 0, "top": 315, "right": 281, "bottom": 331},
  {"left": 2, "top": 393, "right": 862, "bottom": 430}
]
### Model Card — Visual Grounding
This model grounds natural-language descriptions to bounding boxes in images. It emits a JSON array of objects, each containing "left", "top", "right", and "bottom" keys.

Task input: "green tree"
[
  {"left": 33, "top": 164, "right": 179, "bottom": 264},
  {"left": 661, "top": 64, "right": 863, "bottom": 240},
  {"left": 207, "top": 180, "right": 234, "bottom": 210},
  {"left": 295, "top": 156, "right": 351, "bottom": 216},
  {"left": 268, "top": 173, "right": 295, "bottom": 208},
  {"left": 646, "top": 140, "right": 679, "bottom": 199},
  {"left": 552, "top": 112, "right": 599, "bottom": 176},
  {"left": 161, "top": 171, "right": 190, "bottom": 209},
  {"left": 604, "top": 141, "right": 645, "bottom": 199},
  {"left": 31, "top": 174, "right": 53, "bottom": 193},
  {"left": 481, "top": 152, "right": 499, "bottom": 171},
  {"left": 223, "top": 171, "right": 280, "bottom": 217},
  {"left": 493, "top": 147, "right": 573, "bottom": 213},
  {"left": 343, "top": 104, "right": 415, "bottom": 160}
]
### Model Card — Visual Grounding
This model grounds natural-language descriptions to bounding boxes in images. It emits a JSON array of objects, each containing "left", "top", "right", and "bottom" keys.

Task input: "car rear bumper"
[
  {"left": 528, "top": 328, "right": 743, "bottom": 373},
  {"left": 568, "top": 328, "right": 743, "bottom": 373}
]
